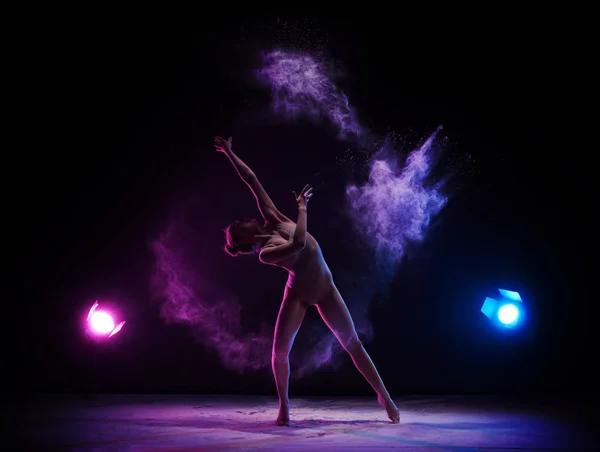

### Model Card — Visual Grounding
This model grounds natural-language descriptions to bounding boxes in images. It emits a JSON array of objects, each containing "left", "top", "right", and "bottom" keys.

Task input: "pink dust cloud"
[
  {"left": 150, "top": 215, "right": 272, "bottom": 373},
  {"left": 150, "top": 215, "right": 342, "bottom": 377}
]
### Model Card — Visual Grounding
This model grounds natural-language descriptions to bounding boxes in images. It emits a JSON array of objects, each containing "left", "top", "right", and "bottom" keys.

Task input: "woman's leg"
[
  {"left": 316, "top": 286, "right": 400, "bottom": 423},
  {"left": 272, "top": 288, "right": 307, "bottom": 426}
]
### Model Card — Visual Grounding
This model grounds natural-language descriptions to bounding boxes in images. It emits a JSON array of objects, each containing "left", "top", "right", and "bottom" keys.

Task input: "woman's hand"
[
  {"left": 293, "top": 184, "right": 314, "bottom": 208},
  {"left": 214, "top": 136, "right": 232, "bottom": 153}
]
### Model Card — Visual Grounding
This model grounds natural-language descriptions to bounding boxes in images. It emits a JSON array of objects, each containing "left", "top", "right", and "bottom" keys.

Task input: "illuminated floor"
[{"left": 12, "top": 394, "right": 595, "bottom": 451}]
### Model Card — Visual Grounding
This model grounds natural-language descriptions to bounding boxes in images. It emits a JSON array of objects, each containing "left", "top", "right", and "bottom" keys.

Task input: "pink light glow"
[
  {"left": 85, "top": 301, "right": 126, "bottom": 338},
  {"left": 87, "top": 301, "right": 98, "bottom": 320},
  {"left": 90, "top": 311, "right": 115, "bottom": 334},
  {"left": 109, "top": 320, "right": 126, "bottom": 337}
]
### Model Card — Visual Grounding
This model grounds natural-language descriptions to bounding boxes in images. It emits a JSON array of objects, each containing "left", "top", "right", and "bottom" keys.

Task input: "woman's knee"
[
  {"left": 272, "top": 348, "right": 290, "bottom": 363},
  {"left": 340, "top": 332, "right": 362, "bottom": 353}
]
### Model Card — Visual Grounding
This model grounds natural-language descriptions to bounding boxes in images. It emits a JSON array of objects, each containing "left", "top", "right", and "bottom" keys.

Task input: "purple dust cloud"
[
  {"left": 257, "top": 49, "right": 449, "bottom": 375},
  {"left": 152, "top": 48, "right": 449, "bottom": 377},
  {"left": 257, "top": 50, "right": 364, "bottom": 142},
  {"left": 151, "top": 216, "right": 272, "bottom": 373},
  {"left": 346, "top": 126, "right": 448, "bottom": 266}
]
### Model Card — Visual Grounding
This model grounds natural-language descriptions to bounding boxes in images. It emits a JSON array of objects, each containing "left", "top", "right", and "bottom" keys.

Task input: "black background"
[{"left": 13, "top": 16, "right": 590, "bottom": 397}]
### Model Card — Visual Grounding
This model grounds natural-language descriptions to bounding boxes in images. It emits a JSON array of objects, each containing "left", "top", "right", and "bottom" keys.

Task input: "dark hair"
[{"left": 223, "top": 218, "right": 261, "bottom": 257}]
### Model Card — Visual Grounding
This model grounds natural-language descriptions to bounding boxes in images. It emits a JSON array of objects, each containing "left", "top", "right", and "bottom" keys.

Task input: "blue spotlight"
[
  {"left": 497, "top": 303, "right": 519, "bottom": 326},
  {"left": 481, "top": 289, "right": 524, "bottom": 329}
]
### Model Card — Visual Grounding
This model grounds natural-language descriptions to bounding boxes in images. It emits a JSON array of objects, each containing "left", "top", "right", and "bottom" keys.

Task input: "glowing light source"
[
  {"left": 497, "top": 303, "right": 519, "bottom": 325},
  {"left": 481, "top": 289, "right": 525, "bottom": 329},
  {"left": 90, "top": 311, "right": 115, "bottom": 333},
  {"left": 86, "top": 301, "right": 126, "bottom": 338}
]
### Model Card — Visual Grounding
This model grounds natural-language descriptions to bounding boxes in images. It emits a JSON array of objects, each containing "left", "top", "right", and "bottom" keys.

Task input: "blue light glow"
[
  {"left": 481, "top": 289, "right": 526, "bottom": 329},
  {"left": 498, "top": 289, "right": 522, "bottom": 302},
  {"left": 497, "top": 303, "right": 519, "bottom": 326},
  {"left": 481, "top": 297, "right": 498, "bottom": 318}
]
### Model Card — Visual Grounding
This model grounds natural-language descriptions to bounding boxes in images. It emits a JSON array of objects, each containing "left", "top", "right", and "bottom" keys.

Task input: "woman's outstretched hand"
[
  {"left": 294, "top": 184, "right": 314, "bottom": 208},
  {"left": 214, "top": 136, "right": 232, "bottom": 153}
]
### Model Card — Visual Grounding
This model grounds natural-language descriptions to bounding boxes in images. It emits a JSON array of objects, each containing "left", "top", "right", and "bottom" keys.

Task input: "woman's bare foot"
[
  {"left": 378, "top": 394, "right": 400, "bottom": 424},
  {"left": 275, "top": 403, "right": 290, "bottom": 426}
]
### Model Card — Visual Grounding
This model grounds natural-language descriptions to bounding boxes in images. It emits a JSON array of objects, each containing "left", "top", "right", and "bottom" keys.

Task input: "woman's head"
[{"left": 224, "top": 218, "right": 266, "bottom": 257}]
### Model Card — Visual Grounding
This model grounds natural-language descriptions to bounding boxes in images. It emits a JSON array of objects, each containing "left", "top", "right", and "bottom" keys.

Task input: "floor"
[{"left": 9, "top": 393, "right": 596, "bottom": 451}]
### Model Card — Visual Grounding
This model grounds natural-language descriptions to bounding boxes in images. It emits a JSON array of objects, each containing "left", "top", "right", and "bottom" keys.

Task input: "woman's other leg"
[
  {"left": 272, "top": 288, "right": 307, "bottom": 425},
  {"left": 316, "top": 286, "right": 400, "bottom": 423}
]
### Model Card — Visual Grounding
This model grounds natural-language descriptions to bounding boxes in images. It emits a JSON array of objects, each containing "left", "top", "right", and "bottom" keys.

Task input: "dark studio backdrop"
[{"left": 13, "top": 18, "right": 590, "bottom": 397}]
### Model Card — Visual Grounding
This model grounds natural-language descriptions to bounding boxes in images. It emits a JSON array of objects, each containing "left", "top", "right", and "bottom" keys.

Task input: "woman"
[{"left": 215, "top": 136, "right": 400, "bottom": 426}]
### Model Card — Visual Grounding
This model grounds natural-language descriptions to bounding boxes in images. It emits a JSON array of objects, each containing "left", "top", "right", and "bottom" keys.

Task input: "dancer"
[{"left": 215, "top": 136, "right": 399, "bottom": 426}]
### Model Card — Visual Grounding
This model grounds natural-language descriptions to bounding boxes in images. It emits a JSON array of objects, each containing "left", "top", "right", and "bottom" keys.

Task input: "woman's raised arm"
[{"left": 215, "top": 136, "right": 290, "bottom": 224}]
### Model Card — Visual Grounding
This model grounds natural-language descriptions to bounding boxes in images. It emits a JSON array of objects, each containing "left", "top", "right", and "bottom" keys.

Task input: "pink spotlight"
[
  {"left": 86, "top": 301, "right": 126, "bottom": 338},
  {"left": 90, "top": 311, "right": 115, "bottom": 333}
]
